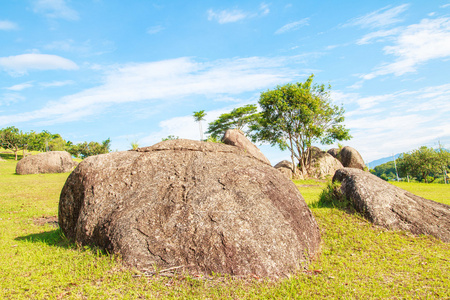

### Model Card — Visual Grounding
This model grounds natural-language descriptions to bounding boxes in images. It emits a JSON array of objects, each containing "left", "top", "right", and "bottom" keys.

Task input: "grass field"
[{"left": 1, "top": 157, "right": 449, "bottom": 299}]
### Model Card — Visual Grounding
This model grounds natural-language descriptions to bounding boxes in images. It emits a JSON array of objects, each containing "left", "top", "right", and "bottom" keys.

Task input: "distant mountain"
[{"left": 367, "top": 153, "right": 401, "bottom": 169}]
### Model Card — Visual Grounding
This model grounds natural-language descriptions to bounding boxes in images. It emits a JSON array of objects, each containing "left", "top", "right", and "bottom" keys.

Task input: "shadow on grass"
[
  {"left": 15, "top": 228, "right": 74, "bottom": 248},
  {"left": 15, "top": 229, "right": 113, "bottom": 257}
]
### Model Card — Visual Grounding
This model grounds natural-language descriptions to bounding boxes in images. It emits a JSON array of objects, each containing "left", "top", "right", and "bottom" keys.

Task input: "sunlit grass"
[{"left": 1, "top": 157, "right": 449, "bottom": 299}]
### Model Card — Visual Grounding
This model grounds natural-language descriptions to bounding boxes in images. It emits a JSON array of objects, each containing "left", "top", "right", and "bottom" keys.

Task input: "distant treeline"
[
  {"left": 370, "top": 146, "right": 450, "bottom": 183},
  {"left": 0, "top": 126, "right": 110, "bottom": 160}
]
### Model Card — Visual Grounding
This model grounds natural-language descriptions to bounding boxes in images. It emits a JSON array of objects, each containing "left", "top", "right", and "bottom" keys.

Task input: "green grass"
[{"left": 1, "top": 157, "right": 449, "bottom": 299}]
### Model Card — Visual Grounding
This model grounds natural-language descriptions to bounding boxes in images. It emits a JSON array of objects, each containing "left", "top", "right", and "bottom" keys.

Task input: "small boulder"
[
  {"left": 333, "top": 168, "right": 450, "bottom": 242},
  {"left": 308, "top": 147, "right": 343, "bottom": 179},
  {"left": 59, "top": 139, "right": 321, "bottom": 277},
  {"left": 222, "top": 129, "right": 271, "bottom": 165},
  {"left": 327, "top": 148, "right": 340, "bottom": 159},
  {"left": 274, "top": 160, "right": 295, "bottom": 179},
  {"left": 16, "top": 151, "right": 75, "bottom": 175},
  {"left": 339, "top": 146, "right": 366, "bottom": 170}
]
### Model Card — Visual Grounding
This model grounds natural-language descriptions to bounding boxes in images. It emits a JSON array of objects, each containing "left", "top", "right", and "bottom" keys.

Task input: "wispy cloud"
[
  {"left": 275, "top": 18, "right": 309, "bottom": 35},
  {"left": 346, "top": 4, "right": 409, "bottom": 29},
  {"left": 4, "top": 82, "right": 34, "bottom": 91},
  {"left": 259, "top": 3, "right": 270, "bottom": 16},
  {"left": 207, "top": 4, "right": 269, "bottom": 24},
  {"left": 0, "top": 53, "right": 78, "bottom": 76},
  {"left": 207, "top": 9, "right": 247, "bottom": 24},
  {"left": 357, "top": 28, "right": 400, "bottom": 45},
  {"left": 334, "top": 84, "right": 450, "bottom": 161},
  {"left": 0, "top": 56, "right": 300, "bottom": 126},
  {"left": 40, "top": 80, "right": 74, "bottom": 88},
  {"left": 361, "top": 17, "right": 450, "bottom": 79},
  {"left": 32, "top": 0, "right": 79, "bottom": 21},
  {"left": 0, "top": 20, "right": 18, "bottom": 31},
  {"left": 0, "top": 93, "right": 25, "bottom": 106},
  {"left": 147, "top": 25, "right": 165, "bottom": 34}
]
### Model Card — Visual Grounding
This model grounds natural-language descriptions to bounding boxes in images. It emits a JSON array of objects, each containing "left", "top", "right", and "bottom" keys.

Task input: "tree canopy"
[
  {"left": 251, "top": 74, "right": 351, "bottom": 175},
  {"left": 206, "top": 104, "right": 258, "bottom": 139},
  {"left": 1, "top": 126, "right": 111, "bottom": 159},
  {"left": 397, "top": 146, "right": 450, "bottom": 183}
]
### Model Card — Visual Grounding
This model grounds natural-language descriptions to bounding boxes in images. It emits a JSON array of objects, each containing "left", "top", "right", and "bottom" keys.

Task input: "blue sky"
[{"left": 1, "top": 0, "right": 450, "bottom": 164}]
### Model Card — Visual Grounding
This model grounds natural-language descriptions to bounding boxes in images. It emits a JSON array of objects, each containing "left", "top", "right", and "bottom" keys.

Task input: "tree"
[
  {"left": 397, "top": 146, "right": 442, "bottom": 183},
  {"left": 193, "top": 110, "right": 206, "bottom": 141},
  {"left": 251, "top": 74, "right": 351, "bottom": 175},
  {"left": 206, "top": 104, "right": 258, "bottom": 139},
  {"left": 0, "top": 126, "right": 26, "bottom": 160},
  {"left": 67, "top": 138, "right": 111, "bottom": 158}
]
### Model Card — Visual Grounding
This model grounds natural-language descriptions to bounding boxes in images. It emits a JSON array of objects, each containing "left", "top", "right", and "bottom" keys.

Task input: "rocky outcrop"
[
  {"left": 16, "top": 151, "right": 75, "bottom": 175},
  {"left": 222, "top": 129, "right": 271, "bottom": 165},
  {"left": 59, "top": 139, "right": 321, "bottom": 277},
  {"left": 339, "top": 146, "right": 366, "bottom": 170},
  {"left": 333, "top": 168, "right": 450, "bottom": 242},
  {"left": 308, "top": 147, "right": 343, "bottom": 179}
]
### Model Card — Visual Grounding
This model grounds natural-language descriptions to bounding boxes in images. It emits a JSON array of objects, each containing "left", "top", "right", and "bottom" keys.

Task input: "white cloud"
[
  {"left": 357, "top": 28, "right": 400, "bottom": 45},
  {"left": 32, "top": 0, "right": 79, "bottom": 21},
  {"left": 0, "top": 20, "right": 18, "bottom": 30},
  {"left": 0, "top": 93, "right": 25, "bottom": 106},
  {"left": 207, "top": 9, "right": 247, "bottom": 24},
  {"left": 0, "top": 53, "right": 78, "bottom": 76},
  {"left": 44, "top": 39, "right": 115, "bottom": 56},
  {"left": 346, "top": 4, "right": 409, "bottom": 28},
  {"left": 147, "top": 25, "right": 165, "bottom": 34},
  {"left": 362, "top": 17, "right": 450, "bottom": 79},
  {"left": 334, "top": 84, "right": 450, "bottom": 161},
  {"left": 260, "top": 3, "right": 270, "bottom": 16},
  {"left": 40, "top": 80, "right": 74, "bottom": 88},
  {"left": 275, "top": 18, "right": 309, "bottom": 35},
  {"left": 4, "top": 82, "right": 33, "bottom": 91},
  {"left": 0, "top": 56, "right": 299, "bottom": 126}
]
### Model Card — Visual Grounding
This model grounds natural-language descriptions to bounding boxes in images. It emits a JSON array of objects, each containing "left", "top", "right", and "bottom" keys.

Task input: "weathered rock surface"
[
  {"left": 59, "top": 139, "right": 321, "bottom": 277},
  {"left": 308, "top": 147, "right": 343, "bottom": 179},
  {"left": 333, "top": 168, "right": 450, "bottom": 242},
  {"left": 327, "top": 148, "right": 339, "bottom": 159},
  {"left": 339, "top": 146, "right": 366, "bottom": 170},
  {"left": 16, "top": 151, "right": 75, "bottom": 175},
  {"left": 222, "top": 129, "right": 271, "bottom": 165},
  {"left": 274, "top": 160, "right": 295, "bottom": 179}
]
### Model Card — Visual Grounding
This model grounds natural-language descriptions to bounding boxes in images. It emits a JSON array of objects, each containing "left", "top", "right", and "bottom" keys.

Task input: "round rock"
[
  {"left": 59, "top": 139, "right": 321, "bottom": 277},
  {"left": 16, "top": 151, "right": 75, "bottom": 175}
]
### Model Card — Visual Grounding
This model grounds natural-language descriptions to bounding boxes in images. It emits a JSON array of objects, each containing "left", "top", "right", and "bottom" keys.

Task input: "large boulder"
[
  {"left": 333, "top": 168, "right": 450, "bottom": 242},
  {"left": 308, "top": 147, "right": 343, "bottom": 179},
  {"left": 222, "top": 129, "right": 271, "bottom": 165},
  {"left": 339, "top": 146, "right": 366, "bottom": 170},
  {"left": 59, "top": 139, "right": 321, "bottom": 277},
  {"left": 16, "top": 151, "right": 75, "bottom": 175}
]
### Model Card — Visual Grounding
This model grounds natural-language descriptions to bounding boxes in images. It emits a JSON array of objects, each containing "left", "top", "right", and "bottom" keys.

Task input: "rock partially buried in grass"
[
  {"left": 59, "top": 139, "right": 321, "bottom": 277},
  {"left": 333, "top": 168, "right": 450, "bottom": 242},
  {"left": 16, "top": 151, "right": 75, "bottom": 175}
]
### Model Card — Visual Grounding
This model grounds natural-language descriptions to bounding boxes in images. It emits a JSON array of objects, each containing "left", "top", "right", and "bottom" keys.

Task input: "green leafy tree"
[
  {"left": 370, "top": 161, "right": 397, "bottom": 181},
  {"left": 67, "top": 138, "right": 111, "bottom": 158},
  {"left": 206, "top": 104, "right": 258, "bottom": 139},
  {"left": 397, "top": 146, "right": 441, "bottom": 183},
  {"left": 0, "top": 126, "right": 26, "bottom": 160},
  {"left": 193, "top": 110, "right": 207, "bottom": 141},
  {"left": 251, "top": 74, "right": 351, "bottom": 175}
]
